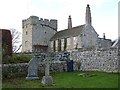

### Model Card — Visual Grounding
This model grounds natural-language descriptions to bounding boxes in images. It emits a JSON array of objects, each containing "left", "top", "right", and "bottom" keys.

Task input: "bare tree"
[{"left": 10, "top": 29, "right": 22, "bottom": 53}]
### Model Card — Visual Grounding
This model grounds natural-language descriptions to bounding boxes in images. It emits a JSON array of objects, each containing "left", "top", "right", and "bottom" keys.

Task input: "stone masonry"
[
  {"left": 22, "top": 16, "right": 57, "bottom": 52},
  {"left": 3, "top": 48, "right": 119, "bottom": 76},
  {"left": 71, "top": 48, "right": 119, "bottom": 72}
]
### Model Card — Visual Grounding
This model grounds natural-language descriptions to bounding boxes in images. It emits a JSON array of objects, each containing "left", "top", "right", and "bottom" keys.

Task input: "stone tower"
[{"left": 22, "top": 16, "right": 57, "bottom": 52}]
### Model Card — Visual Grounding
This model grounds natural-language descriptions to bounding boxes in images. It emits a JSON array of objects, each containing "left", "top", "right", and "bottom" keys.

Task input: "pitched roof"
[{"left": 50, "top": 24, "right": 85, "bottom": 41}]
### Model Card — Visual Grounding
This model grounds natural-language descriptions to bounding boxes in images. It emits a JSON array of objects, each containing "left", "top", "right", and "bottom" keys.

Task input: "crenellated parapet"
[
  {"left": 22, "top": 16, "right": 57, "bottom": 31},
  {"left": 22, "top": 16, "right": 58, "bottom": 52}
]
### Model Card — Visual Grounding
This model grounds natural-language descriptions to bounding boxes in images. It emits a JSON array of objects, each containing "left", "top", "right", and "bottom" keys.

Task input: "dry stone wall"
[
  {"left": 71, "top": 48, "right": 119, "bottom": 72},
  {"left": 2, "top": 48, "right": 119, "bottom": 77},
  {"left": 2, "top": 62, "right": 67, "bottom": 79}
]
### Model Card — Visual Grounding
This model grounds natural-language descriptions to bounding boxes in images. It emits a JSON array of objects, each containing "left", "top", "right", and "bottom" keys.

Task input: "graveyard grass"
[{"left": 3, "top": 71, "right": 119, "bottom": 88}]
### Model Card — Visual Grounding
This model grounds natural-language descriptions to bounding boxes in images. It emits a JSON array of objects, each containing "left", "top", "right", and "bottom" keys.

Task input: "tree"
[{"left": 10, "top": 29, "right": 22, "bottom": 53}]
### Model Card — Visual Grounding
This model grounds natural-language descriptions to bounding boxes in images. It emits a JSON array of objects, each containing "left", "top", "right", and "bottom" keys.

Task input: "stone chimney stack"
[
  {"left": 103, "top": 33, "right": 106, "bottom": 39},
  {"left": 68, "top": 15, "right": 72, "bottom": 29},
  {"left": 86, "top": 4, "right": 92, "bottom": 25}
]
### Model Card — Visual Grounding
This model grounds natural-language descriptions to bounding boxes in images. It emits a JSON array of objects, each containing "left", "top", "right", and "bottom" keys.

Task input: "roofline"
[
  {"left": 59, "top": 24, "right": 85, "bottom": 32},
  {"left": 50, "top": 24, "right": 85, "bottom": 41}
]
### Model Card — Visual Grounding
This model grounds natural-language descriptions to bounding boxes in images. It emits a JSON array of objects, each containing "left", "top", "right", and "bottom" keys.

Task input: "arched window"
[{"left": 25, "top": 41, "right": 29, "bottom": 47}]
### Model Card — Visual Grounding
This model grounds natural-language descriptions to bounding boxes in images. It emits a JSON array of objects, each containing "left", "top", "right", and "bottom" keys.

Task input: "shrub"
[
  {"left": 3, "top": 53, "right": 32, "bottom": 64},
  {"left": 2, "top": 63, "right": 28, "bottom": 80}
]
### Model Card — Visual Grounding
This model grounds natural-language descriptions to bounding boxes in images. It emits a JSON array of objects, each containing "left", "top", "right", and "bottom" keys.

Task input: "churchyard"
[
  {"left": 2, "top": 50, "right": 119, "bottom": 89},
  {"left": 2, "top": 71, "right": 118, "bottom": 88},
  {"left": 0, "top": 3, "right": 119, "bottom": 89}
]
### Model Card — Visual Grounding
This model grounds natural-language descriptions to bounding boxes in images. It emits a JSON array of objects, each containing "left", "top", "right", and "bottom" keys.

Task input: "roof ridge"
[
  {"left": 57, "top": 24, "right": 85, "bottom": 33},
  {"left": 50, "top": 24, "right": 85, "bottom": 41}
]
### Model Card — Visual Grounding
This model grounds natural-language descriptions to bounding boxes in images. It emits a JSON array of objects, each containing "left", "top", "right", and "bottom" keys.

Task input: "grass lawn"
[{"left": 2, "top": 71, "right": 119, "bottom": 88}]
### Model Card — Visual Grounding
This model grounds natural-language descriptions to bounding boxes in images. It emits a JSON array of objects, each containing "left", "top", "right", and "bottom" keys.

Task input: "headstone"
[
  {"left": 26, "top": 52, "right": 45, "bottom": 80},
  {"left": 26, "top": 58, "right": 39, "bottom": 80}
]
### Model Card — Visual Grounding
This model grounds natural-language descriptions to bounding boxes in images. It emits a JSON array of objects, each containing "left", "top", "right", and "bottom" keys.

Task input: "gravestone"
[
  {"left": 26, "top": 58, "right": 39, "bottom": 80},
  {"left": 26, "top": 52, "right": 45, "bottom": 80}
]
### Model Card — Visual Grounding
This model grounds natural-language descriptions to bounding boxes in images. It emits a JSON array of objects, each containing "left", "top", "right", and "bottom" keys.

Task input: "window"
[
  {"left": 67, "top": 38, "right": 70, "bottom": 46},
  {"left": 73, "top": 36, "right": 78, "bottom": 45},
  {"left": 26, "top": 31, "right": 28, "bottom": 35},
  {"left": 25, "top": 41, "right": 28, "bottom": 47},
  {"left": 55, "top": 40, "right": 58, "bottom": 47},
  {"left": 61, "top": 39, "right": 64, "bottom": 47},
  {"left": 61, "top": 39, "right": 64, "bottom": 51},
  {"left": 51, "top": 41, "right": 53, "bottom": 48}
]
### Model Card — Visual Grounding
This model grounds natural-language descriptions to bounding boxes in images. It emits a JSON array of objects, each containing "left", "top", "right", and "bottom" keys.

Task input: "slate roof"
[{"left": 50, "top": 24, "right": 85, "bottom": 41}]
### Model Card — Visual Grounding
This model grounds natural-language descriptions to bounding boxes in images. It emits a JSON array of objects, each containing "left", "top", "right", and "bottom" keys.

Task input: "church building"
[
  {"left": 22, "top": 4, "right": 112, "bottom": 52},
  {"left": 50, "top": 4, "right": 99, "bottom": 52}
]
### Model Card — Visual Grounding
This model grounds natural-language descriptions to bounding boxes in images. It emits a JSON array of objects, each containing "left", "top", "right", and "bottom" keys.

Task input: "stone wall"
[
  {"left": 2, "top": 62, "right": 67, "bottom": 78},
  {"left": 2, "top": 48, "right": 119, "bottom": 77},
  {"left": 71, "top": 48, "right": 119, "bottom": 72}
]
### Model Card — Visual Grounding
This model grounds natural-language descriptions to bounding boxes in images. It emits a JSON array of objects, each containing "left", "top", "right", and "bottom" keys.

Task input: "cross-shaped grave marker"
[{"left": 26, "top": 51, "right": 70, "bottom": 86}]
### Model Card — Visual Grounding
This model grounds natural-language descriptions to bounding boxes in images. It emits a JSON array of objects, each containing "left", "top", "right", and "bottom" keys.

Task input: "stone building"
[
  {"left": 50, "top": 4, "right": 99, "bottom": 52},
  {"left": 22, "top": 4, "right": 112, "bottom": 52},
  {"left": 22, "top": 16, "right": 57, "bottom": 52},
  {"left": 98, "top": 33, "right": 112, "bottom": 49}
]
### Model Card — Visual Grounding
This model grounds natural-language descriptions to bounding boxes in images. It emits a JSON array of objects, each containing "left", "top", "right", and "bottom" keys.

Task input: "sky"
[{"left": 0, "top": 0, "right": 119, "bottom": 41}]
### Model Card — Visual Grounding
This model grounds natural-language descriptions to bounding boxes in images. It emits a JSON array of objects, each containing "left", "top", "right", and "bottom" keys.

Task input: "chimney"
[
  {"left": 68, "top": 15, "right": 72, "bottom": 29},
  {"left": 85, "top": 4, "right": 92, "bottom": 25},
  {"left": 103, "top": 33, "right": 106, "bottom": 39}
]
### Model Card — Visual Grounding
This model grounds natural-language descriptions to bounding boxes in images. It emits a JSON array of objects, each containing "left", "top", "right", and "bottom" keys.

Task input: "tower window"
[{"left": 26, "top": 31, "right": 28, "bottom": 35}]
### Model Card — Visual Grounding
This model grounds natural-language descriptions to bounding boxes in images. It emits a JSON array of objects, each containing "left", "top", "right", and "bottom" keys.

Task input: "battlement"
[{"left": 22, "top": 16, "right": 57, "bottom": 31}]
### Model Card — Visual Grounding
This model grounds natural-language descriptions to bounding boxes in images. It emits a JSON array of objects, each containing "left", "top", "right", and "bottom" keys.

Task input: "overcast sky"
[{"left": 0, "top": 0, "right": 119, "bottom": 41}]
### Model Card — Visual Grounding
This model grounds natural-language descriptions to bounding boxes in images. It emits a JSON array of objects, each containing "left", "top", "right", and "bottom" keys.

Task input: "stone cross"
[
  {"left": 45, "top": 62, "right": 50, "bottom": 76},
  {"left": 41, "top": 52, "right": 70, "bottom": 86},
  {"left": 41, "top": 56, "right": 53, "bottom": 86}
]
